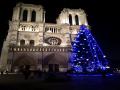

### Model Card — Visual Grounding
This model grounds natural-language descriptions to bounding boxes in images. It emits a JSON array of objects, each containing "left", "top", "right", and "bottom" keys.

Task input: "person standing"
[{"left": 0, "top": 69, "right": 5, "bottom": 75}]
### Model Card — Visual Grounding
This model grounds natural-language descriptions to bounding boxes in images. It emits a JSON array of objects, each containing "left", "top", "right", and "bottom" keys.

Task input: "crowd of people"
[
  {"left": 0, "top": 65, "right": 110, "bottom": 80},
  {"left": 0, "top": 65, "right": 42, "bottom": 80}
]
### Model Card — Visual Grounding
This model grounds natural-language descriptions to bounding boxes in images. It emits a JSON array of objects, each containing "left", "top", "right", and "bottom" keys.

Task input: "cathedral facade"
[{"left": 0, "top": 3, "right": 88, "bottom": 72}]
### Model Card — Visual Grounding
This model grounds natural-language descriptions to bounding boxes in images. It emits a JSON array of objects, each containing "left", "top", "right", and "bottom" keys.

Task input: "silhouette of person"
[
  {"left": 23, "top": 65, "right": 31, "bottom": 80},
  {"left": 102, "top": 69, "right": 107, "bottom": 78},
  {"left": 1, "top": 71, "right": 4, "bottom": 75}
]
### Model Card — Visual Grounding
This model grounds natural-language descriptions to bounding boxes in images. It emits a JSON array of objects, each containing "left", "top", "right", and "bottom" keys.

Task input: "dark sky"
[{"left": 0, "top": 0, "right": 119, "bottom": 66}]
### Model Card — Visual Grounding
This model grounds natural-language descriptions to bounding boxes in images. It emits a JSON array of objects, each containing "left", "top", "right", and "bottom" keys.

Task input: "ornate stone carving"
[{"left": 45, "top": 37, "right": 62, "bottom": 45}]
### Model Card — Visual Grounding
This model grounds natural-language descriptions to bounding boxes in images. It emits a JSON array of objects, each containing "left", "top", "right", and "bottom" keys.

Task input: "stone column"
[
  {"left": 79, "top": 15, "right": 81, "bottom": 25},
  {"left": 0, "top": 41, "right": 9, "bottom": 72},
  {"left": 36, "top": 9, "right": 41, "bottom": 22},
  {"left": 66, "top": 12, "right": 69, "bottom": 24},
  {"left": 84, "top": 14, "right": 88, "bottom": 25},
  {"left": 43, "top": 11, "right": 46, "bottom": 23},
  {"left": 27, "top": 9, "right": 31, "bottom": 22},
  {"left": 20, "top": 9, "right": 23, "bottom": 21},
  {"left": 72, "top": 14, "right": 75, "bottom": 25},
  {"left": 12, "top": 7, "right": 20, "bottom": 21}
]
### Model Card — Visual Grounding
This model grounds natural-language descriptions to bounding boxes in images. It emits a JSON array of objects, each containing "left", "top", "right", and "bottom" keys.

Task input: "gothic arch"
[
  {"left": 69, "top": 14, "right": 72, "bottom": 25},
  {"left": 43, "top": 53, "right": 68, "bottom": 67},
  {"left": 23, "top": 10, "right": 28, "bottom": 21},
  {"left": 31, "top": 10, "right": 36, "bottom": 22},
  {"left": 75, "top": 15, "right": 79, "bottom": 25},
  {"left": 13, "top": 54, "right": 37, "bottom": 67}
]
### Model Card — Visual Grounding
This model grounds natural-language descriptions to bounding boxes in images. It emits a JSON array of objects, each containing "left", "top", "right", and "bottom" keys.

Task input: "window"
[
  {"left": 45, "top": 37, "right": 61, "bottom": 45},
  {"left": 31, "top": 10, "right": 36, "bottom": 22},
  {"left": 30, "top": 40, "right": 34, "bottom": 46},
  {"left": 75, "top": 15, "right": 79, "bottom": 25},
  {"left": 69, "top": 14, "right": 72, "bottom": 25},
  {"left": 23, "top": 10, "right": 28, "bottom": 21},
  {"left": 20, "top": 40, "right": 25, "bottom": 46}
]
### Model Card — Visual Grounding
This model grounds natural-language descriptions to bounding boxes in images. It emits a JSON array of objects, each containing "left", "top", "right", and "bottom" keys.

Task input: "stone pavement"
[{"left": 0, "top": 73, "right": 120, "bottom": 90}]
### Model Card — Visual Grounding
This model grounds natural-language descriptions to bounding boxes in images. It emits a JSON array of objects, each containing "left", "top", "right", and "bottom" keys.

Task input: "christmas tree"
[{"left": 71, "top": 24, "right": 109, "bottom": 73}]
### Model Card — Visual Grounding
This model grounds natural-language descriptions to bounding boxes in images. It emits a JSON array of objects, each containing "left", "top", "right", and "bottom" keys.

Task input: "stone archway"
[
  {"left": 43, "top": 53, "right": 68, "bottom": 72},
  {"left": 12, "top": 55, "right": 37, "bottom": 71}
]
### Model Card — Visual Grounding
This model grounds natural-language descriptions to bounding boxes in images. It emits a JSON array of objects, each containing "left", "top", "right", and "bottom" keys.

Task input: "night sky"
[{"left": 0, "top": 0, "right": 119, "bottom": 67}]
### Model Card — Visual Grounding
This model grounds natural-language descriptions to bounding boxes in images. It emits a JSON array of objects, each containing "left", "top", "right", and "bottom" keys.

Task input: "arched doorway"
[
  {"left": 43, "top": 53, "right": 68, "bottom": 72},
  {"left": 12, "top": 55, "right": 37, "bottom": 72}
]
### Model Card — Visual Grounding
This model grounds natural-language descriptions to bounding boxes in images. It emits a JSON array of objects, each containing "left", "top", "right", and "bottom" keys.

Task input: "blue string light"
[{"left": 71, "top": 24, "right": 109, "bottom": 73}]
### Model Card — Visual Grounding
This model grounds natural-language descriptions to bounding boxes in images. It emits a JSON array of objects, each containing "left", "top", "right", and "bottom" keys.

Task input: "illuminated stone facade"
[{"left": 0, "top": 3, "right": 88, "bottom": 72}]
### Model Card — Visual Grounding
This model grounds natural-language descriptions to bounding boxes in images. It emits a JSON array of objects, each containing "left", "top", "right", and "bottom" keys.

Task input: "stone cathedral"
[{"left": 0, "top": 3, "right": 88, "bottom": 72}]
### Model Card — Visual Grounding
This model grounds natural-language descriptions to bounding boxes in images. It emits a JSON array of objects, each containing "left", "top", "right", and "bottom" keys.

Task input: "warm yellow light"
[
  {"left": 61, "top": 43, "right": 67, "bottom": 47},
  {"left": 72, "top": 30, "right": 77, "bottom": 34},
  {"left": 43, "top": 43, "right": 48, "bottom": 46},
  {"left": 61, "top": 19, "right": 66, "bottom": 23}
]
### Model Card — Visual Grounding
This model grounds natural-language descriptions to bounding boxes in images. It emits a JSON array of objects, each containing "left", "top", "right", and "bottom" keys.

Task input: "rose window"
[{"left": 45, "top": 37, "right": 61, "bottom": 45}]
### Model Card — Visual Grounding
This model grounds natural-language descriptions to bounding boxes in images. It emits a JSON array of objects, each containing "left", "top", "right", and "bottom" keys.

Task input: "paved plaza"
[{"left": 0, "top": 73, "right": 120, "bottom": 90}]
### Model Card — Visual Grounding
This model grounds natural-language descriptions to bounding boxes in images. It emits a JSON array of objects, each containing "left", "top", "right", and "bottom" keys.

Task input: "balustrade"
[
  {"left": 18, "top": 23, "right": 39, "bottom": 32},
  {"left": 9, "top": 46, "right": 71, "bottom": 52},
  {"left": 45, "top": 26, "right": 61, "bottom": 33}
]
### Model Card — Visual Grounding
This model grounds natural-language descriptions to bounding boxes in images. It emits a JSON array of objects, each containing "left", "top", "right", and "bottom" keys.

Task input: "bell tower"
[
  {"left": 12, "top": 3, "right": 45, "bottom": 22},
  {"left": 56, "top": 8, "right": 88, "bottom": 26},
  {"left": 0, "top": 3, "right": 45, "bottom": 71}
]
